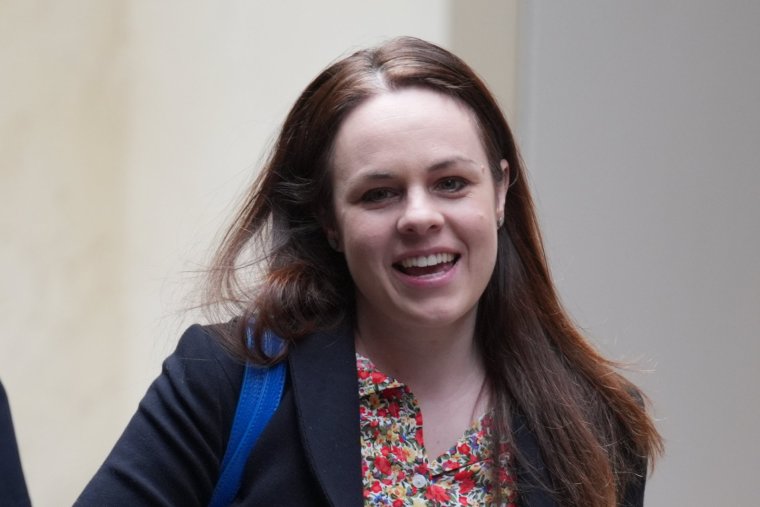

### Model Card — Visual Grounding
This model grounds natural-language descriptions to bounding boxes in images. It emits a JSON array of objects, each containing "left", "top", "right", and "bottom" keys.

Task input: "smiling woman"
[{"left": 77, "top": 37, "right": 662, "bottom": 507}]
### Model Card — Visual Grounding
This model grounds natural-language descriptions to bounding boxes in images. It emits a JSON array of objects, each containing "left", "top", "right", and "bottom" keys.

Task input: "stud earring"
[
  {"left": 327, "top": 236, "right": 339, "bottom": 251},
  {"left": 497, "top": 215, "right": 504, "bottom": 229}
]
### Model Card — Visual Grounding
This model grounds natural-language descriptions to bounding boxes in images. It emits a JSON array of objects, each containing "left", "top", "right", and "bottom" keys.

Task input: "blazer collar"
[{"left": 288, "top": 324, "right": 363, "bottom": 507}]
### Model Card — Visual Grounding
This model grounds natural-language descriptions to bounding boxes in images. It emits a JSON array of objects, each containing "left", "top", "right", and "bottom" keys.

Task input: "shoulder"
[
  {"left": 176, "top": 320, "right": 239, "bottom": 352},
  {"left": 173, "top": 321, "right": 238, "bottom": 359},
  {"left": 75, "top": 322, "right": 247, "bottom": 506},
  {"left": 154, "top": 323, "right": 246, "bottom": 412}
]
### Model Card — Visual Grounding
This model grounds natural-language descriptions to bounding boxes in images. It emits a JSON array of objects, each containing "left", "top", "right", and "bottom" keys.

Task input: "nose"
[{"left": 396, "top": 189, "right": 444, "bottom": 235}]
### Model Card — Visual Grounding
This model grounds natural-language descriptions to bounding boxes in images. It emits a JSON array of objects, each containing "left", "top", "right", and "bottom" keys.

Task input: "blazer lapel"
[
  {"left": 288, "top": 325, "right": 363, "bottom": 507},
  {"left": 512, "top": 411, "right": 558, "bottom": 507}
]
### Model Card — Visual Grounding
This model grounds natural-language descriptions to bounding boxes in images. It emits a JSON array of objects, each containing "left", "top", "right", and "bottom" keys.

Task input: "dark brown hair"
[{"left": 206, "top": 36, "right": 662, "bottom": 506}]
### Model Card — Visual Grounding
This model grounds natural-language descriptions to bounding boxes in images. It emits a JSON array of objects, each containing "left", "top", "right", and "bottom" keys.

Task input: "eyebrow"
[
  {"left": 428, "top": 156, "right": 479, "bottom": 172},
  {"left": 357, "top": 156, "right": 480, "bottom": 181}
]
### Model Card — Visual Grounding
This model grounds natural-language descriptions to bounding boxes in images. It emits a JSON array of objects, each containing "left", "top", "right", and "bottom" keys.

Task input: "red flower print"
[
  {"left": 454, "top": 470, "right": 473, "bottom": 482},
  {"left": 385, "top": 387, "right": 401, "bottom": 400},
  {"left": 425, "top": 484, "right": 450, "bottom": 502},
  {"left": 459, "top": 478, "right": 475, "bottom": 494},
  {"left": 357, "top": 356, "right": 514, "bottom": 505},
  {"left": 442, "top": 459, "right": 459, "bottom": 471},
  {"left": 375, "top": 456, "right": 392, "bottom": 476}
]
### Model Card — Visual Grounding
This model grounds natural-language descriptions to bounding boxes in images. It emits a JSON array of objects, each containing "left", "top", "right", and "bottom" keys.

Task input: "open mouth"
[{"left": 393, "top": 252, "right": 459, "bottom": 277}]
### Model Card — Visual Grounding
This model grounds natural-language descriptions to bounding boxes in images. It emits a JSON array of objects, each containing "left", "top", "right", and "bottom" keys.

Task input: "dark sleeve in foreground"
[
  {"left": 75, "top": 324, "right": 244, "bottom": 507},
  {"left": 0, "top": 380, "right": 32, "bottom": 507}
]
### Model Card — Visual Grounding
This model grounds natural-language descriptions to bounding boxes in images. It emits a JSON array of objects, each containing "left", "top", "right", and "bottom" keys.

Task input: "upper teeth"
[{"left": 399, "top": 253, "right": 455, "bottom": 268}]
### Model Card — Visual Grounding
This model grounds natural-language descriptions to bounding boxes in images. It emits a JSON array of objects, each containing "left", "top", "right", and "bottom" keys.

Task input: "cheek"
[
  {"left": 460, "top": 205, "right": 492, "bottom": 235},
  {"left": 339, "top": 214, "right": 387, "bottom": 262},
  {"left": 344, "top": 229, "right": 386, "bottom": 260},
  {"left": 342, "top": 228, "right": 391, "bottom": 295},
  {"left": 462, "top": 208, "right": 499, "bottom": 262}
]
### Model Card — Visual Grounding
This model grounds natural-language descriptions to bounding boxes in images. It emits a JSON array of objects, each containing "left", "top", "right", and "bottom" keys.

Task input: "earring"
[
  {"left": 327, "top": 236, "right": 339, "bottom": 251},
  {"left": 497, "top": 215, "right": 504, "bottom": 229}
]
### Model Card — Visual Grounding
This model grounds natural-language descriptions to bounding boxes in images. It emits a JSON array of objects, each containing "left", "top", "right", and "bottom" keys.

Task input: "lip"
[{"left": 391, "top": 247, "right": 460, "bottom": 288}]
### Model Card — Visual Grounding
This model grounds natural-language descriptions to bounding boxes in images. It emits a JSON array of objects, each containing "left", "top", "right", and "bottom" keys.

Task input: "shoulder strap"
[{"left": 208, "top": 328, "right": 286, "bottom": 507}]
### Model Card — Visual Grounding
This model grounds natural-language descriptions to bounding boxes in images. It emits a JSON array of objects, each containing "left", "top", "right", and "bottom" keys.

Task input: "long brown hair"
[{"left": 206, "top": 36, "right": 662, "bottom": 506}]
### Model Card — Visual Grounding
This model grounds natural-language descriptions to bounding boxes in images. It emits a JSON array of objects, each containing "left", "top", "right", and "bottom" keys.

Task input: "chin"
[{"left": 395, "top": 305, "right": 476, "bottom": 330}]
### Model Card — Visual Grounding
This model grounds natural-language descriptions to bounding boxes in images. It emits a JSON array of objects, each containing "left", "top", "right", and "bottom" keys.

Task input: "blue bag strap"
[{"left": 208, "top": 327, "right": 286, "bottom": 507}]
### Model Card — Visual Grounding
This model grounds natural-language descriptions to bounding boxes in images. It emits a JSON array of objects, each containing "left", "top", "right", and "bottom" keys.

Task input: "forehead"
[{"left": 330, "top": 87, "right": 487, "bottom": 175}]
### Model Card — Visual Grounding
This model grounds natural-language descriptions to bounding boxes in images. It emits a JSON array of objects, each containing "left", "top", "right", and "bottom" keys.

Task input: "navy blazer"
[{"left": 76, "top": 324, "right": 645, "bottom": 506}]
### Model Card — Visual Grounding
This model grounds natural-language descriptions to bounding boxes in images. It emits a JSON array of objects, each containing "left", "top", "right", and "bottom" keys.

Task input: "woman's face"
[{"left": 329, "top": 87, "right": 507, "bottom": 332}]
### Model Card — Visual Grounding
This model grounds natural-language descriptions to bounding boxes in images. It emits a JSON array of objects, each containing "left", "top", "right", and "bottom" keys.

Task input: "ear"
[
  {"left": 325, "top": 228, "right": 342, "bottom": 252},
  {"left": 495, "top": 159, "right": 509, "bottom": 217},
  {"left": 319, "top": 207, "right": 343, "bottom": 252}
]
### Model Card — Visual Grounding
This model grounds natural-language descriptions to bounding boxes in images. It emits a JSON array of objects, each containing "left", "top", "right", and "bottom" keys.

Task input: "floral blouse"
[{"left": 357, "top": 354, "right": 518, "bottom": 506}]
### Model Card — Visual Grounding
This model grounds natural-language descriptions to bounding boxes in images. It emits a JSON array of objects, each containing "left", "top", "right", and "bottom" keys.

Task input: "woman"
[{"left": 78, "top": 37, "right": 662, "bottom": 506}]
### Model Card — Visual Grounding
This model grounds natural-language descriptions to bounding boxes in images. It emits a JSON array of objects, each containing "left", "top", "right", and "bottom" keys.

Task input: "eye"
[
  {"left": 435, "top": 177, "right": 468, "bottom": 193},
  {"left": 360, "top": 187, "right": 397, "bottom": 203}
]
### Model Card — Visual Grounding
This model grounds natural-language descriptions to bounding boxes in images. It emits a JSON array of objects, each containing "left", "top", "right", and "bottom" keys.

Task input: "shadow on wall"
[{"left": 450, "top": 0, "right": 519, "bottom": 121}]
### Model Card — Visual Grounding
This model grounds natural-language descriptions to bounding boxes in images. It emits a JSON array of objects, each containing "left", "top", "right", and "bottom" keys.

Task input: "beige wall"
[
  {"left": 0, "top": 2, "right": 131, "bottom": 505},
  {"left": 0, "top": 1, "right": 518, "bottom": 505}
]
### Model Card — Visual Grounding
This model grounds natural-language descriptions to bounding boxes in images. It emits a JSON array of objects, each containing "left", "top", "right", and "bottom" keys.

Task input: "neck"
[{"left": 354, "top": 308, "right": 485, "bottom": 399}]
